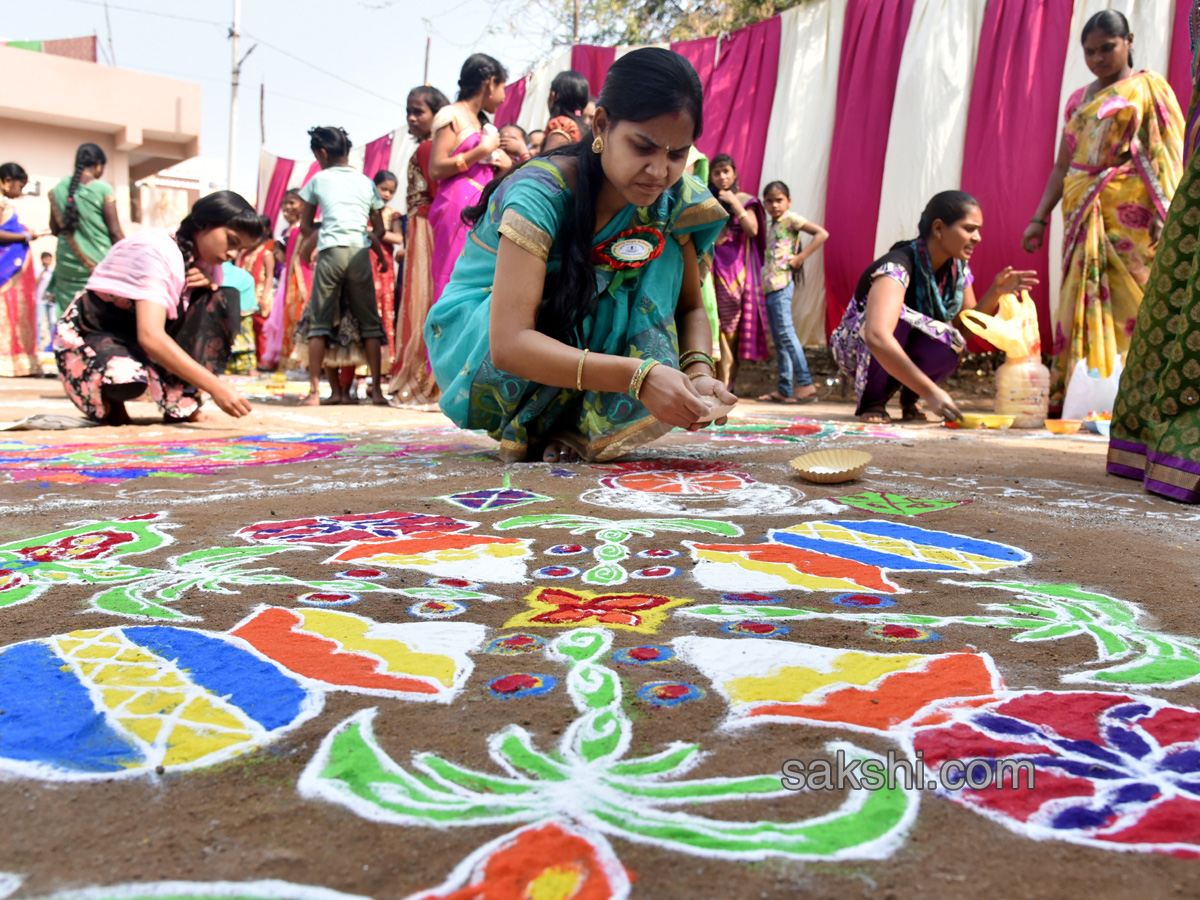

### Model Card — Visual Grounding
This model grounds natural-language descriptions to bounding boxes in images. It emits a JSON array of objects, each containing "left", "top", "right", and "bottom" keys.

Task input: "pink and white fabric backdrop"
[
  {"left": 822, "top": 0, "right": 915, "bottom": 336},
  {"left": 693, "top": 17, "right": 781, "bottom": 195},
  {"left": 961, "top": 0, "right": 1074, "bottom": 352},
  {"left": 254, "top": 0, "right": 1194, "bottom": 344}
]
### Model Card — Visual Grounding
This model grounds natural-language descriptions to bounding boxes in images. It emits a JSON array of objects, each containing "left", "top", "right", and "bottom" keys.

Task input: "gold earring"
[{"left": 592, "top": 136, "right": 603, "bottom": 154}]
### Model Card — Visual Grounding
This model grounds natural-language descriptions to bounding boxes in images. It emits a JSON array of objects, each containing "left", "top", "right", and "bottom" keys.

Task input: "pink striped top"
[{"left": 86, "top": 229, "right": 221, "bottom": 319}]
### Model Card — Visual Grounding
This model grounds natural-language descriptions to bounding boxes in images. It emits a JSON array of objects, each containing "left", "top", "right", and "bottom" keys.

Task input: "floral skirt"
[
  {"left": 54, "top": 288, "right": 238, "bottom": 422},
  {"left": 830, "top": 296, "right": 964, "bottom": 413}
]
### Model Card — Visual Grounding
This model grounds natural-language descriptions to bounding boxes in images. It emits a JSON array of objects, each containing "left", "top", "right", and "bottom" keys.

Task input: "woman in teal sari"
[{"left": 426, "top": 48, "right": 732, "bottom": 462}]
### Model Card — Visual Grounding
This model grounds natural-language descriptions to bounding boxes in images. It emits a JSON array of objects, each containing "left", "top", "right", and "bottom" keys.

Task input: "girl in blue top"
[{"left": 425, "top": 48, "right": 733, "bottom": 462}]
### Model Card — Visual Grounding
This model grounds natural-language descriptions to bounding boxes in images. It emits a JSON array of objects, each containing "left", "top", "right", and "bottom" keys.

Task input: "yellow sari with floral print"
[{"left": 1051, "top": 71, "right": 1184, "bottom": 410}]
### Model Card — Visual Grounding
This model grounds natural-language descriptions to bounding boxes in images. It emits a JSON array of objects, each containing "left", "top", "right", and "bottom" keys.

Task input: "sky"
[{"left": 5, "top": 0, "right": 563, "bottom": 195}]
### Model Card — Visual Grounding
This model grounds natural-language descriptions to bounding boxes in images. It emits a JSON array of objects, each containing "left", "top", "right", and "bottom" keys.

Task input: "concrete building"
[{"left": 0, "top": 41, "right": 203, "bottom": 259}]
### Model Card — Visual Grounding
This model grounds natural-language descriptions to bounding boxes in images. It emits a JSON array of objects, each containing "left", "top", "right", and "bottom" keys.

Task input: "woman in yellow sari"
[{"left": 1023, "top": 11, "right": 1184, "bottom": 413}]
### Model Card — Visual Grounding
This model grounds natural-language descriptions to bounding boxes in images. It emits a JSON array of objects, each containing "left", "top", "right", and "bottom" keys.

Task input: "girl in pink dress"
[{"left": 428, "top": 53, "right": 513, "bottom": 302}]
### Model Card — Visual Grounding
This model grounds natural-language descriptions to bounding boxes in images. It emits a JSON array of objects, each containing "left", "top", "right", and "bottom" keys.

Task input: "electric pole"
[
  {"left": 573, "top": 0, "right": 580, "bottom": 43},
  {"left": 227, "top": 0, "right": 257, "bottom": 192}
]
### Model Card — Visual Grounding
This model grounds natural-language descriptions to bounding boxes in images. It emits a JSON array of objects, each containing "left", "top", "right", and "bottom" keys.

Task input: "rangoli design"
[
  {"left": 496, "top": 514, "right": 741, "bottom": 586},
  {"left": 438, "top": 474, "right": 552, "bottom": 512},
  {"left": 686, "top": 520, "right": 1030, "bottom": 596},
  {"left": 6, "top": 440, "right": 1200, "bottom": 889},
  {"left": 683, "top": 416, "right": 903, "bottom": 444},
  {"left": 0, "top": 514, "right": 397, "bottom": 620},
  {"left": 580, "top": 459, "right": 822, "bottom": 517},
  {"left": 0, "top": 435, "right": 457, "bottom": 485},
  {"left": 0, "top": 625, "right": 320, "bottom": 780},
  {"left": 836, "top": 491, "right": 971, "bottom": 516},
  {"left": 299, "top": 628, "right": 919, "bottom": 881},
  {"left": 504, "top": 587, "right": 696, "bottom": 634}
]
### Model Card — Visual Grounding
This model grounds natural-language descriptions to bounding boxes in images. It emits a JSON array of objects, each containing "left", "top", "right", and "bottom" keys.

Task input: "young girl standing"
[
  {"left": 425, "top": 48, "right": 734, "bottom": 463},
  {"left": 758, "top": 180, "right": 828, "bottom": 404},
  {"left": 260, "top": 190, "right": 304, "bottom": 371},
  {"left": 54, "top": 191, "right": 266, "bottom": 425},
  {"left": 708, "top": 154, "right": 767, "bottom": 389},
  {"left": 372, "top": 169, "right": 404, "bottom": 372},
  {"left": 390, "top": 85, "right": 449, "bottom": 405},
  {"left": 428, "top": 53, "right": 512, "bottom": 302},
  {"left": 296, "top": 126, "right": 388, "bottom": 406}
]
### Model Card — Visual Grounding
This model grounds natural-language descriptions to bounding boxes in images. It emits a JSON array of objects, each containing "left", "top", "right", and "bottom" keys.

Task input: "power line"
[
  {"left": 244, "top": 32, "right": 404, "bottom": 109},
  {"left": 121, "top": 62, "right": 396, "bottom": 126},
  {"left": 58, "top": 0, "right": 225, "bottom": 28},
  {"left": 56, "top": 0, "right": 405, "bottom": 110}
]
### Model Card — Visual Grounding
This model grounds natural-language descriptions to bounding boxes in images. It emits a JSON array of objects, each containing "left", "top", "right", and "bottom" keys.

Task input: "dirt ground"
[{"left": 0, "top": 373, "right": 1198, "bottom": 900}]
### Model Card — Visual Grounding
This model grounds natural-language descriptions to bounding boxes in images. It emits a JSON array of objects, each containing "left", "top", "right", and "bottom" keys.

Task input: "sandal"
[
  {"left": 793, "top": 386, "right": 820, "bottom": 404},
  {"left": 757, "top": 391, "right": 799, "bottom": 404},
  {"left": 858, "top": 406, "right": 892, "bottom": 424}
]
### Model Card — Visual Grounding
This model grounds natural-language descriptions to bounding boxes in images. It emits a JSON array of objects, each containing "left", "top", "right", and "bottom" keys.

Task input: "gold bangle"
[
  {"left": 687, "top": 371, "right": 710, "bottom": 381},
  {"left": 679, "top": 350, "right": 715, "bottom": 370},
  {"left": 576, "top": 349, "right": 589, "bottom": 391},
  {"left": 629, "top": 358, "right": 660, "bottom": 399},
  {"left": 454, "top": 153, "right": 468, "bottom": 172}
]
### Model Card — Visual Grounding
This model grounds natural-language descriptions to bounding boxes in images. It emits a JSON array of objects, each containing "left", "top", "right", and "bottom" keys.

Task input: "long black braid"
[{"left": 60, "top": 143, "right": 107, "bottom": 234}]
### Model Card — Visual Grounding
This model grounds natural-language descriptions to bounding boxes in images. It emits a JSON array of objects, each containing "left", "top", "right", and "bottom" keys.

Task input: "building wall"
[
  {"left": 4, "top": 122, "right": 128, "bottom": 262},
  {"left": 0, "top": 43, "right": 202, "bottom": 265}
]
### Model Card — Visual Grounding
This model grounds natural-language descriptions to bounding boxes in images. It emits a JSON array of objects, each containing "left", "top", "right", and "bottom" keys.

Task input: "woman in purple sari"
[
  {"left": 428, "top": 53, "right": 513, "bottom": 302},
  {"left": 708, "top": 154, "right": 767, "bottom": 389}
]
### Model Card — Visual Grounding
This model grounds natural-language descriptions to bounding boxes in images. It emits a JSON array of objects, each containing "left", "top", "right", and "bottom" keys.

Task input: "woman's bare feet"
[
  {"left": 859, "top": 406, "right": 892, "bottom": 425},
  {"left": 370, "top": 388, "right": 389, "bottom": 406},
  {"left": 542, "top": 439, "right": 580, "bottom": 463}
]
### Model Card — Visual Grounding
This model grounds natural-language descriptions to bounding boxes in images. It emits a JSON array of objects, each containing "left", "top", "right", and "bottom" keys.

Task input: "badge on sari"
[{"left": 593, "top": 226, "right": 666, "bottom": 270}]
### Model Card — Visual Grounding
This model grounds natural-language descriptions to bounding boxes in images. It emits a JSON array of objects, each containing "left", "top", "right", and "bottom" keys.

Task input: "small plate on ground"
[{"left": 789, "top": 449, "right": 872, "bottom": 484}]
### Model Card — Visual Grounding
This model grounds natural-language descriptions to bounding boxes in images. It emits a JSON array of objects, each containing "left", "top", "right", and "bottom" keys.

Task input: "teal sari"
[{"left": 425, "top": 158, "right": 727, "bottom": 461}]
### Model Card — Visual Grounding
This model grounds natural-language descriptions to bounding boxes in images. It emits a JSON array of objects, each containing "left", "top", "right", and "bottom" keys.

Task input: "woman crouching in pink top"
[{"left": 54, "top": 191, "right": 268, "bottom": 425}]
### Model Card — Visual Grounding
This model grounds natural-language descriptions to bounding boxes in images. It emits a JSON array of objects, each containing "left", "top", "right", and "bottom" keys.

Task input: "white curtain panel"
[
  {"left": 516, "top": 49, "right": 573, "bottom": 135},
  {"left": 615, "top": 43, "right": 667, "bottom": 61},
  {"left": 256, "top": 150, "right": 277, "bottom": 217},
  {"left": 873, "top": 0, "right": 986, "bottom": 256},
  {"left": 757, "top": 0, "right": 848, "bottom": 346}
]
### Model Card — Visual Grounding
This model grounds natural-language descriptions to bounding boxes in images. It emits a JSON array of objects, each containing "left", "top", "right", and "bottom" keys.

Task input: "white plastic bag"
[{"left": 1060, "top": 356, "right": 1123, "bottom": 421}]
